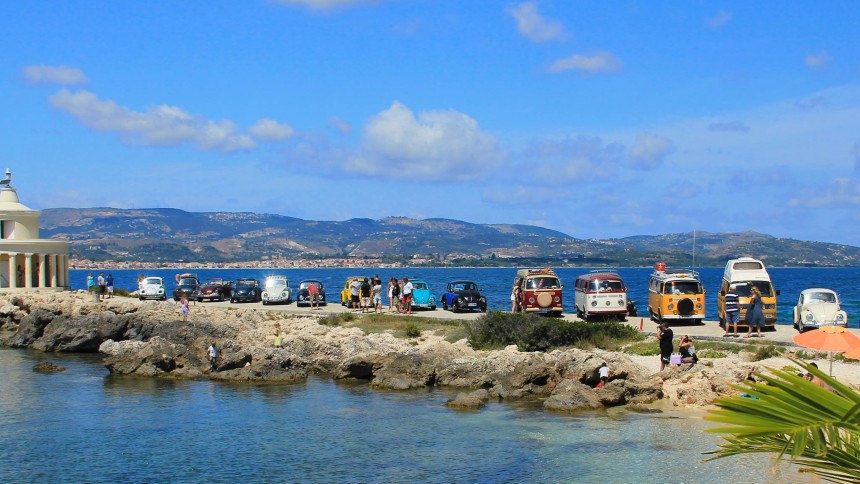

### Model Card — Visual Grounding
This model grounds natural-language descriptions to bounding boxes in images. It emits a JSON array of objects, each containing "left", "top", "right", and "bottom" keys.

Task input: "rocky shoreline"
[{"left": 0, "top": 292, "right": 766, "bottom": 412}]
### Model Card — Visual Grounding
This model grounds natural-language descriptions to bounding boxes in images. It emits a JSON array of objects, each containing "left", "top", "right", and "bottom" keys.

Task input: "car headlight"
[
  {"left": 618, "top": 300, "right": 624, "bottom": 306},
  {"left": 837, "top": 314, "right": 845, "bottom": 322},
  {"left": 806, "top": 313, "right": 815, "bottom": 322},
  {"left": 529, "top": 297, "right": 535, "bottom": 303},
  {"left": 556, "top": 297, "right": 561, "bottom": 303},
  {"left": 668, "top": 303, "right": 674, "bottom": 310},
  {"left": 591, "top": 301, "right": 597, "bottom": 307},
  {"left": 696, "top": 303, "right": 702, "bottom": 310},
  {"left": 430, "top": 296, "right": 436, "bottom": 303}
]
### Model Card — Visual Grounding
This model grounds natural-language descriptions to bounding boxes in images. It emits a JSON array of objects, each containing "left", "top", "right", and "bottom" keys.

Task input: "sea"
[
  {"left": 0, "top": 349, "right": 805, "bottom": 483},
  {"left": 72, "top": 267, "right": 860, "bottom": 327},
  {"left": 3, "top": 267, "right": 852, "bottom": 482}
]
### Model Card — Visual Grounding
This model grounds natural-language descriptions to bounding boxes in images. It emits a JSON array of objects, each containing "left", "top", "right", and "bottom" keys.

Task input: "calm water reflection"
[{"left": 0, "top": 349, "right": 809, "bottom": 483}]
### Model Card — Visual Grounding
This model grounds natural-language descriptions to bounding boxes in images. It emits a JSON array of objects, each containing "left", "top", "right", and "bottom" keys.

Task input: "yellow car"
[{"left": 340, "top": 276, "right": 367, "bottom": 306}]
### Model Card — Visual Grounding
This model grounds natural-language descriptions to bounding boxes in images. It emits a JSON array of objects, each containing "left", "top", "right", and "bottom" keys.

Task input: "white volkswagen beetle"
[
  {"left": 793, "top": 288, "right": 848, "bottom": 332},
  {"left": 139, "top": 276, "right": 167, "bottom": 301},
  {"left": 262, "top": 275, "right": 292, "bottom": 305}
]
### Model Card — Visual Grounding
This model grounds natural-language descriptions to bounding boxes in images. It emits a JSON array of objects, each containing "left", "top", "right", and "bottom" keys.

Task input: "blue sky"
[{"left": 3, "top": 1, "right": 860, "bottom": 245}]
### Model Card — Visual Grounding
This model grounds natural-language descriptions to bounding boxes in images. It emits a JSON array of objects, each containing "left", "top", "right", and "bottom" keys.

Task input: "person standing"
[
  {"left": 360, "top": 277, "right": 372, "bottom": 313},
  {"left": 510, "top": 280, "right": 521, "bottom": 313},
  {"left": 106, "top": 273, "right": 114, "bottom": 299},
  {"left": 349, "top": 278, "right": 361, "bottom": 310},
  {"left": 86, "top": 272, "right": 94, "bottom": 292},
  {"left": 207, "top": 342, "right": 221, "bottom": 372},
  {"left": 744, "top": 286, "right": 765, "bottom": 338},
  {"left": 723, "top": 286, "right": 740, "bottom": 337},
  {"left": 307, "top": 281, "right": 321, "bottom": 310},
  {"left": 658, "top": 322, "right": 674, "bottom": 371},
  {"left": 401, "top": 277, "right": 414, "bottom": 315},
  {"left": 371, "top": 278, "right": 383, "bottom": 313},
  {"left": 97, "top": 272, "right": 106, "bottom": 301},
  {"left": 180, "top": 296, "right": 190, "bottom": 321},
  {"left": 390, "top": 278, "right": 401, "bottom": 313}
]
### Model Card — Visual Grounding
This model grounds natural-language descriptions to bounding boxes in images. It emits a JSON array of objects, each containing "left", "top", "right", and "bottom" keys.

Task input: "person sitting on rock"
[
  {"left": 596, "top": 363, "right": 612, "bottom": 389},
  {"left": 679, "top": 335, "right": 698, "bottom": 364}
]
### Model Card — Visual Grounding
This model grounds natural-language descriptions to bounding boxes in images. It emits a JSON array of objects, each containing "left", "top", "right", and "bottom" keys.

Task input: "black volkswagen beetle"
[
  {"left": 231, "top": 278, "right": 262, "bottom": 303},
  {"left": 296, "top": 280, "right": 326, "bottom": 307},
  {"left": 441, "top": 280, "right": 487, "bottom": 312},
  {"left": 172, "top": 273, "right": 200, "bottom": 302}
]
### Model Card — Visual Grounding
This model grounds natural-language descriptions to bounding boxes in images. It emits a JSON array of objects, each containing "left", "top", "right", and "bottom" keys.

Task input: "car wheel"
[
  {"left": 430, "top": 305, "right": 436, "bottom": 311},
  {"left": 161, "top": 296, "right": 166, "bottom": 301},
  {"left": 139, "top": 297, "right": 144, "bottom": 301},
  {"left": 442, "top": 299, "right": 448, "bottom": 311},
  {"left": 197, "top": 297, "right": 203, "bottom": 303},
  {"left": 262, "top": 301, "right": 268, "bottom": 305}
]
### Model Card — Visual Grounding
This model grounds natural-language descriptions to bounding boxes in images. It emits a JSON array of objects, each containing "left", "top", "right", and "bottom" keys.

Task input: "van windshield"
[
  {"left": 664, "top": 281, "right": 702, "bottom": 294},
  {"left": 588, "top": 280, "right": 625, "bottom": 292},
  {"left": 731, "top": 282, "right": 774, "bottom": 297},
  {"left": 527, "top": 277, "right": 560, "bottom": 289}
]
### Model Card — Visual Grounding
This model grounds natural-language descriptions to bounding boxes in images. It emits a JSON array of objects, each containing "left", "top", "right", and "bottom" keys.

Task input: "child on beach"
[{"left": 180, "top": 296, "right": 189, "bottom": 321}]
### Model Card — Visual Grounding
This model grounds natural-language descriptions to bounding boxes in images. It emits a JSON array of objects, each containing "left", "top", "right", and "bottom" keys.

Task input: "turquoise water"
[
  {"left": 0, "top": 349, "right": 803, "bottom": 483},
  {"left": 72, "top": 267, "right": 860, "bottom": 327}
]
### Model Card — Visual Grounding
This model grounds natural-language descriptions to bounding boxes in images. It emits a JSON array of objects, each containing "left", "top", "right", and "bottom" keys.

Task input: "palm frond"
[{"left": 705, "top": 359, "right": 860, "bottom": 483}]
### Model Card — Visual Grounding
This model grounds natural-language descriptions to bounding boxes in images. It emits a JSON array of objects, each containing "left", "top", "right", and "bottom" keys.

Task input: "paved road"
[{"left": 178, "top": 298, "right": 860, "bottom": 346}]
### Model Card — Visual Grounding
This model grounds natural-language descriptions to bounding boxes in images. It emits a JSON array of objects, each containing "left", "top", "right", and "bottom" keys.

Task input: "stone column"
[
  {"left": 59, "top": 255, "right": 67, "bottom": 288},
  {"left": 37, "top": 254, "right": 45, "bottom": 288},
  {"left": 9, "top": 252, "right": 18, "bottom": 289},
  {"left": 50, "top": 254, "right": 58, "bottom": 288},
  {"left": 25, "top": 253, "right": 33, "bottom": 288}
]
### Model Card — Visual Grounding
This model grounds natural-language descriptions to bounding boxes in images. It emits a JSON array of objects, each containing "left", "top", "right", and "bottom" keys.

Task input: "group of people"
[
  {"left": 721, "top": 285, "right": 765, "bottom": 338},
  {"left": 657, "top": 322, "right": 699, "bottom": 371},
  {"left": 347, "top": 275, "right": 415, "bottom": 314},
  {"left": 86, "top": 272, "right": 114, "bottom": 300}
]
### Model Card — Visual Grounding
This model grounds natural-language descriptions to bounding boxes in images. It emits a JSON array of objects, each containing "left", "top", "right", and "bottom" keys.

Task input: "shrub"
[
  {"left": 320, "top": 313, "right": 355, "bottom": 326},
  {"left": 404, "top": 323, "right": 421, "bottom": 338},
  {"left": 750, "top": 345, "right": 785, "bottom": 361},
  {"left": 113, "top": 288, "right": 130, "bottom": 297},
  {"left": 698, "top": 349, "right": 727, "bottom": 359},
  {"left": 465, "top": 311, "right": 643, "bottom": 352}
]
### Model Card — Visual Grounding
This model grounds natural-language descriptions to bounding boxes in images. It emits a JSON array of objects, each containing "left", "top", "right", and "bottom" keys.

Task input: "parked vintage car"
[
  {"left": 172, "top": 273, "right": 200, "bottom": 302},
  {"left": 793, "top": 288, "right": 848, "bottom": 332},
  {"left": 296, "top": 279, "right": 326, "bottom": 307},
  {"left": 409, "top": 279, "right": 436, "bottom": 310},
  {"left": 262, "top": 276, "right": 292, "bottom": 305},
  {"left": 196, "top": 278, "right": 232, "bottom": 302},
  {"left": 340, "top": 276, "right": 367, "bottom": 306},
  {"left": 138, "top": 276, "right": 167, "bottom": 301},
  {"left": 515, "top": 268, "right": 563, "bottom": 317},
  {"left": 441, "top": 280, "right": 487, "bottom": 312},
  {"left": 231, "top": 278, "right": 262, "bottom": 303}
]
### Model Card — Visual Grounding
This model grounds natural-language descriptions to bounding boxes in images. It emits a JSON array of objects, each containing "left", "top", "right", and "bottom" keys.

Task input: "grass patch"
[
  {"left": 342, "top": 313, "right": 466, "bottom": 341},
  {"left": 750, "top": 344, "right": 785, "bottom": 361},
  {"left": 622, "top": 340, "right": 660, "bottom": 356},
  {"left": 465, "top": 311, "right": 644, "bottom": 352},
  {"left": 622, "top": 339, "right": 750, "bottom": 358},
  {"left": 320, "top": 312, "right": 356, "bottom": 326}
]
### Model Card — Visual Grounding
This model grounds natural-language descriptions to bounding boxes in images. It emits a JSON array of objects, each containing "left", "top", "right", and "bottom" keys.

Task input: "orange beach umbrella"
[
  {"left": 793, "top": 326, "right": 860, "bottom": 375},
  {"left": 844, "top": 346, "right": 860, "bottom": 360}
]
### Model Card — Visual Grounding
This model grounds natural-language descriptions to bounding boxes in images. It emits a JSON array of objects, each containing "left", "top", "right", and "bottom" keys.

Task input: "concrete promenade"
[{"left": 184, "top": 297, "right": 860, "bottom": 348}]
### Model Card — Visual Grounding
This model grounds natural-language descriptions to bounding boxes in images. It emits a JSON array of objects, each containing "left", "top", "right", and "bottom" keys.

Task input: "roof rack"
[{"left": 589, "top": 269, "right": 619, "bottom": 274}]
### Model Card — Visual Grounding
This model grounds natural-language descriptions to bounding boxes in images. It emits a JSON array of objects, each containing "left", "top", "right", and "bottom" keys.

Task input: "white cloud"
[
  {"left": 328, "top": 116, "right": 352, "bottom": 134},
  {"left": 547, "top": 51, "right": 622, "bottom": 74},
  {"left": 270, "top": 0, "right": 375, "bottom": 10},
  {"left": 345, "top": 101, "right": 503, "bottom": 180},
  {"left": 506, "top": 2, "right": 570, "bottom": 43},
  {"left": 526, "top": 136, "right": 625, "bottom": 183},
  {"left": 805, "top": 51, "right": 831, "bottom": 68},
  {"left": 249, "top": 118, "right": 294, "bottom": 141},
  {"left": 705, "top": 10, "right": 732, "bottom": 29},
  {"left": 22, "top": 65, "right": 88, "bottom": 86},
  {"left": 788, "top": 177, "right": 860, "bottom": 208},
  {"left": 629, "top": 133, "right": 673, "bottom": 169},
  {"left": 49, "top": 89, "right": 256, "bottom": 151}
]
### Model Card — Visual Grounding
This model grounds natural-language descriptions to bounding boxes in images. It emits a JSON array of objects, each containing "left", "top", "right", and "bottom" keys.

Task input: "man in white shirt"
[{"left": 402, "top": 277, "right": 414, "bottom": 315}]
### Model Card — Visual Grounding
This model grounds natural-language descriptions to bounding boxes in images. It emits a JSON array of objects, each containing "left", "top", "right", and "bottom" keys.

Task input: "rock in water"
[{"left": 33, "top": 361, "right": 65, "bottom": 373}]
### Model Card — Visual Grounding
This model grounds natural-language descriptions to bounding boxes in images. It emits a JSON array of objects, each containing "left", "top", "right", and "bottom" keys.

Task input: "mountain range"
[{"left": 38, "top": 208, "right": 860, "bottom": 267}]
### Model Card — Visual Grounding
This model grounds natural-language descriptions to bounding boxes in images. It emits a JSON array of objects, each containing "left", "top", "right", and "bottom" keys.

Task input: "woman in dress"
[{"left": 743, "top": 286, "right": 765, "bottom": 338}]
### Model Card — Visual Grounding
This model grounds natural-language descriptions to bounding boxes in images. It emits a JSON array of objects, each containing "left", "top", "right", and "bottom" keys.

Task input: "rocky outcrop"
[
  {"left": 0, "top": 292, "right": 696, "bottom": 411},
  {"left": 32, "top": 361, "right": 66, "bottom": 373}
]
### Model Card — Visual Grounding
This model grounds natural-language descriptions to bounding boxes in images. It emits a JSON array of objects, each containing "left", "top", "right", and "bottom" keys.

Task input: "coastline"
[{"left": 2, "top": 290, "right": 859, "bottom": 413}]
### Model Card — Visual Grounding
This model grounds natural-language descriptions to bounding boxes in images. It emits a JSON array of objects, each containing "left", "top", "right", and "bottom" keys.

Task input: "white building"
[{"left": 0, "top": 169, "right": 70, "bottom": 290}]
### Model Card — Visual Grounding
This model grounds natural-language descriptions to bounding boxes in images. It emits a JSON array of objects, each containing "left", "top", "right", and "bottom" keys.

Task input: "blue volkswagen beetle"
[{"left": 409, "top": 279, "right": 436, "bottom": 310}]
